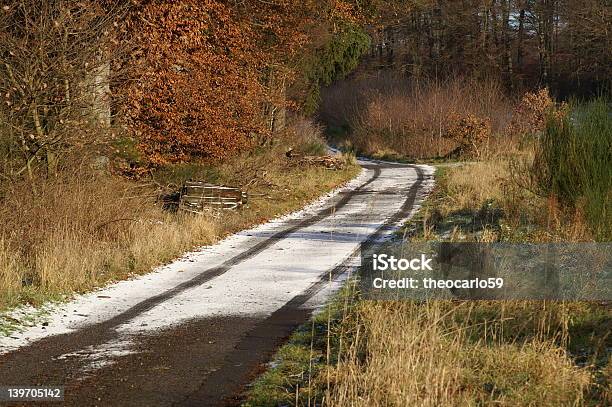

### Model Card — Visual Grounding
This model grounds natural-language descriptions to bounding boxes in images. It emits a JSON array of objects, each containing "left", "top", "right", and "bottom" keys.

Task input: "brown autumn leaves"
[
  {"left": 121, "top": 0, "right": 365, "bottom": 166},
  {"left": 0, "top": 0, "right": 368, "bottom": 176}
]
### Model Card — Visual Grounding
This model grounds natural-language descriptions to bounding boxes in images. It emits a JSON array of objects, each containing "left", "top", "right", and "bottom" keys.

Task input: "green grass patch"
[{"left": 243, "top": 284, "right": 358, "bottom": 407}]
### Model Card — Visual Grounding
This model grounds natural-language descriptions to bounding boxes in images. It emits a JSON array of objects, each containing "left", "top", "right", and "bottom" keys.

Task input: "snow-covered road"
[{"left": 0, "top": 159, "right": 434, "bottom": 406}]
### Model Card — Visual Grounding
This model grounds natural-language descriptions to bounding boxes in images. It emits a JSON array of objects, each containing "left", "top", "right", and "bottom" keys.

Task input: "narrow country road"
[{"left": 0, "top": 159, "right": 434, "bottom": 406}]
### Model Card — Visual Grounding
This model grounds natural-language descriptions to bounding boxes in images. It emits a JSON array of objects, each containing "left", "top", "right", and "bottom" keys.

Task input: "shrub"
[
  {"left": 443, "top": 113, "right": 492, "bottom": 158},
  {"left": 283, "top": 117, "right": 328, "bottom": 156},
  {"left": 0, "top": 0, "right": 128, "bottom": 179},
  {"left": 320, "top": 75, "right": 513, "bottom": 159},
  {"left": 508, "top": 88, "right": 568, "bottom": 137},
  {"left": 533, "top": 98, "right": 611, "bottom": 240}
]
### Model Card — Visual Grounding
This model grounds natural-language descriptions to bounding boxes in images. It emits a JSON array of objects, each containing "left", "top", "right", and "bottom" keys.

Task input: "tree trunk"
[
  {"left": 262, "top": 68, "right": 286, "bottom": 134},
  {"left": 517, "top": 4, "right": 526, "bottom": 68},
  {"left": 92, "top": 58, "right": 111, "bottom": 129},
  {"left": 490, "top": 1, "right": 499, "bottom": 48},
  {"left": 502, "top": 0, "right": 514, "bottom": 89},
  {"left": 431, "top": 0, "right": 443, "bottom": 71},
  {"left": 538, "top": 0, "right": 556, "bottom": 85},
  {"left": 482, "top": 3, "right": 490, "bottom": 50}
]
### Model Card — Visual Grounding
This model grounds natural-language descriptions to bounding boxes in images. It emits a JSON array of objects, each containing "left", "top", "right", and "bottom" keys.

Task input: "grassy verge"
[{"left": 0, "top": 119, "right": 359, "bottom": 313}]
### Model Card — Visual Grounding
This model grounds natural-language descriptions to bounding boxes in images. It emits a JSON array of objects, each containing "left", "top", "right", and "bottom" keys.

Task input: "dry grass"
[
  {"left": 0, "top": 172, "right": 221, "bottom": 307},
  {"left": 324, "top": 301, "right": 592, "bottom": 407},
  {"left": 320, "top": 74, "right": 516, "bottom": 160},
  {"left": 427, "top": 149, "right": 593, "bottom": 243},
  {"left": 0, "top": 118, "right": 359, "bottom": 310},
  {"left": 437, "top": 161, "right": 510, "bottom": 215}
]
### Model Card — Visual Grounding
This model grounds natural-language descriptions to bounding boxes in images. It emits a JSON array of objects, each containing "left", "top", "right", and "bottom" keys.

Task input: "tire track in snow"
[{"left": 0, "top": 160, "right": 435, "bottom": 406}]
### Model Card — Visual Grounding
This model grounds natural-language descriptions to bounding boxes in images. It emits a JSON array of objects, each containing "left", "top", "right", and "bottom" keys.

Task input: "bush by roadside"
[{"left": 531, "top": 98, "right": 611, "bottom": 241}]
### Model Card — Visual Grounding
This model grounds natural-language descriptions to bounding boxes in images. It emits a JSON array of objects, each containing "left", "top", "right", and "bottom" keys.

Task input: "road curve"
[{"left": 0, "top": 159, "right": 434, "bottom": 406}]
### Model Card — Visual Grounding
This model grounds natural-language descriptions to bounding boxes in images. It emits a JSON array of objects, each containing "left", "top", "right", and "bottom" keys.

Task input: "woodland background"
[{"left": 1, "top": 0, "right": 609, "bottom": 176}]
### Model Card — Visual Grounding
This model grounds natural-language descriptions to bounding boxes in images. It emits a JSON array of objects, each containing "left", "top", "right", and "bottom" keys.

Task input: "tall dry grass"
[
  {"left": 320, "top": 74, "right": 515, "bottom": 159},
  {"left": 324, "top": 301, "right": 592, "bottom": 407},
  {"left": 425, "top": 154, "right": 594, "bottom": 243},
  {"left": 0, "top": 170, "right": 220, "bottom": 306},
  {"left": 437, "top": 161, "right": 511, "bottom": 215},
  {"left": 0, "top": 117, "right": 358, "bottom": 309}
]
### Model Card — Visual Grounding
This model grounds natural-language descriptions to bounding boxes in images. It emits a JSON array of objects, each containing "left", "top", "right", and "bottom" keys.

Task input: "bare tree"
[
  {"left": 0, "top": 0, "right": 128, "bottom": 180},
  {"left": 501, "top": 0, "right": 514, "bottom": 89},
  {"left": 516, "top": 0, "right": 526, "bottom": 68}
]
